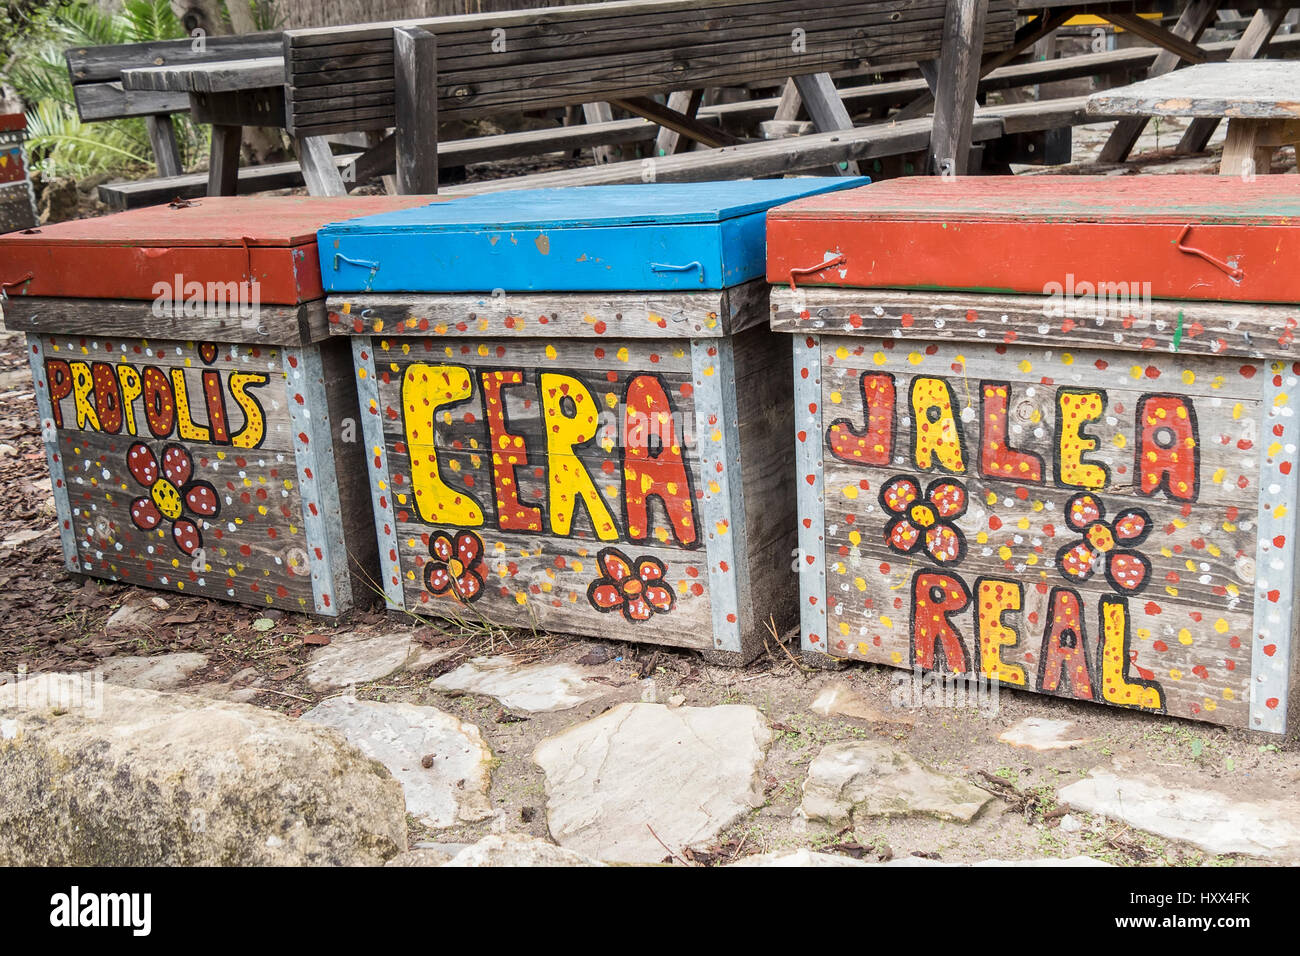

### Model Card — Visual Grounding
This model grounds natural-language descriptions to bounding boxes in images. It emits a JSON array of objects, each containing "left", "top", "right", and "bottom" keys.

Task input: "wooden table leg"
[
  {"left": 928, "top": 0, "right": 989, "bottom": 176},
  {"left": 297, "top": 135, "right": 348, "bottom": 196},
  {"left": 1220, "top": 118, "right": 1300, "bottom": 176},
  {"left": 207, "top": 124, "right": 241, "bottom": 196},
  {"left": 792, "top": 72, "right": 861, "bottom": 176},
  {"left": 145, "top": 115, "right": 182, "bottom": 178},
  {"left": 394, "top": 25, "right": 439, "bottom": 195}
]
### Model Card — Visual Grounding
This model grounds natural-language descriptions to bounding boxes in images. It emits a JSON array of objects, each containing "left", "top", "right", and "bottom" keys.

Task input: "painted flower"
[
  {"left": 425, "top": 530, "right": 485, "bottom": 602},
  {"left": 1056, "top": 493, "right": 1151, "bottom": 593},
  {"left": 587, "top": 547, "right": 675, "bottom": 622},
  {"left": 127, "top": 442, "right": 219, "bottom": 556},
  {"left": 879, "top": 475, "right": 967, "bottom": 564}
]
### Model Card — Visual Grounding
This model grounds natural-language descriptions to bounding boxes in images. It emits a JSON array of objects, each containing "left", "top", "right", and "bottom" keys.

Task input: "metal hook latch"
[
  {"left": 1176, "top": 224, "right": 1244, "bottom": 281},
  {"left": 650, "top": 260, "right": 705, "bottom": 283},
  {"left": 0, "top": 272, "right": 33, "bottom": 300},
  {"left": 789, "top": 254, "right": 847, "bottom": 290},
  {"left": 333, "top": 253, "right": 382, "bottom": 292}
]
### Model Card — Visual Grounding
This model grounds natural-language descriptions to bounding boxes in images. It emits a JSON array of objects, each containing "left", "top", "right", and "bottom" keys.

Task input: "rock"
[
  {"left": 731, "top": 848, "right": 872, "bottom": 867},
  {"left": 533, "top": 702, "right": 771, "bottom": 864},
  {"left": 147, "top": 596, "right": 170, "bottom": 612},
  {"left": 0, "top": 675, "right": 406, "bottom": 865},
  {"left": 809, "top": 681, "right": 915, "bottom": 725},
  {"left": 302, "top": 697, "right": 494, "bottom": 829},
  {"left": 801, "top": 741, "right": 992, "bottom": 825},
  {"left": 444, "top": 833, "right": 606, "bottom": 867},
  {"left": 38, "top": 176, "right": 79, "bottom": 225},
  {"left": 384, "top": 847, "right": 458, "bottom": 867},
  {"left": 432, "top": 656, "right": 605, "bottom": 713},
  {"left": 99, "top": 653, "right": 208, "bottom": 691},
  {"left": 667, "top": 694, "right": 685, "bottom": 708},
  {"left": 1, "top": 527, "right": 47, "bottom": 550},
  {"left": 103, "top": 602, "right": 157, "bottom": 638},
  {"left": 1058, "top": 813, "right": 1083, "bottom": 834},
  {"left": 639, "top": 679, "right": 657, "bottom": 703},
  {"left": 303, "top": 631, "right": 454, "bottom": 691},
  {"left": 998, "top": 717, "right": 1089, "bottom": 751},
  {"left": 732, "top": 850, "right": 1107, "bottom": 867},
  {"left": 1059, "top": 771, "right": 1300, "bottom": 861}
]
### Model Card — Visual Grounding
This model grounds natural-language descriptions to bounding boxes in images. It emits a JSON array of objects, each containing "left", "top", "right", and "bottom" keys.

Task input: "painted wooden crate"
[
  {"left": 0, "top": 196, "right": 429, "bottom": 616},
  {"left": 0, "top": 113, "right": 36, "bottom": 234},
  {"left": 319, "top": 180, "right": 865, "bottom": 659},
  {"left": 767, "top": 176, "right": 1300, "bottom": 732}
]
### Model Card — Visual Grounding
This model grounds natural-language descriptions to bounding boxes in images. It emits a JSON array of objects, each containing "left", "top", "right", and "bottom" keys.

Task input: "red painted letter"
[
  {"left": 979, "top": 381, "right": 1043, "bottom": 483},
  {"left": 1037, "top": 586, "right": 1094, "bottom": 700},
  {"left": 910, "top": 570, "right": 972, "bottom": 674},
  {"left": 45, "top": 359, "right": 71, "bottom": 428},
  {"left": 828, "top": 372, "right": 895, "bottom": 466},
  {"left": 623, "top": 374, "right": 696, "bottom": 546},
  {"left": 91, "top": 362, "right": 123, "bottom": 434},
  {"left": 481, "top": 369, "right": 543, "bottom": 532},
  {"left": 1135, "top": 394, "right": 1199, "bottom": 501}
]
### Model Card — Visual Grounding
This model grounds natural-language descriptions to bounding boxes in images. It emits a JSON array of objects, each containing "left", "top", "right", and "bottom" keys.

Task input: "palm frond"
[
  {"left": 25, "top": 100, "right": 154, "bottom": 178},
  {"left": 8, "top": 47, "right": 72, "bottom": 106},
  {"left": 121, "top": 0, "right": 184, "bottom": 44},
  {"left": 46, "top": 1, "right": 128, "bottom": 47}
]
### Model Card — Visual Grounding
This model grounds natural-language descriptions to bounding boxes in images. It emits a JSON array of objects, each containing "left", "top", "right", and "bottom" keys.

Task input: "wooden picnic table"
[
  {"left": 117, "top": 0, "right": 1028, "bottom": 198},
  {"left": 121, "top": 57, "right": 304, "bottom": 196},
  {"left": 1086, "top": 60, "right": 1300, "bottom": 174}
]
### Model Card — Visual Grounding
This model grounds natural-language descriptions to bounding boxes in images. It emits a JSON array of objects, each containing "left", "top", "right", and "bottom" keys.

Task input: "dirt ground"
[{"left": 3, "top": 124, "right": 1298, "bottom": 866}]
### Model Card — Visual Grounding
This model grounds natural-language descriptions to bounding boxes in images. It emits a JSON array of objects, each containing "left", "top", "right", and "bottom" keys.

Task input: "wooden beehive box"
[
  {"left": 0, "top": 196, "right": 429, "bottom": 616},
  {"left": 767, "top": 176, "right": 1300, "bottom": 732},
  {"left": 319, "top": 179, "right": 865, "bottom": 659}
]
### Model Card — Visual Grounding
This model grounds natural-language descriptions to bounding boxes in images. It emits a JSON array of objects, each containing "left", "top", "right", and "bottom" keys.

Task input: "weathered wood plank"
[
  {"left": 326, "top": 287, "right": 741, "bottom": 338},
  {"left": 121, "top": 57, "right": 285, "bottom": 94},
  {"left": 434, "top": 114, "right": 1002, "bottom": 193},
  {"left": 72, "top": 81, "right": 189, "bottom": 121},
  {"left": 1, "top": 297, "right": 327, "bottom": 347},
  {"left": 769, "top": 286, "right": 1300, "bottom": 362},
  {"left": 1088, "top": 60, "right": 1300, "bottom": 120},
  {"left": 65, "top": 33, "right": 282, "bottom": 84}
]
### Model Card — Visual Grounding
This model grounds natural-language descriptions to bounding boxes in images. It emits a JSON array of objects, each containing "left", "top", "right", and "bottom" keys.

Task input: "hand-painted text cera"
[
  {"left": 353, "top": 328, "right": 795, "bottom": 656},
  {"left": 805, "top": 335, "right": 1264, "bottom": 728}
]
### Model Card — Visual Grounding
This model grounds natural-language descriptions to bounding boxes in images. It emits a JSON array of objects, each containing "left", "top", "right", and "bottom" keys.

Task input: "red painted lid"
[
  {"left": 0, "top": 195, "right": 435, "bottom": 303},
  {"left": 767, "top": 176, "right": 1300, "bottom": 303}
]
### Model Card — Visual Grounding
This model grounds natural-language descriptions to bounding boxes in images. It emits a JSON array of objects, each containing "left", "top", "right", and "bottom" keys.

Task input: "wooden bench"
[
  {"left": 282, "top": 0, "right": 1019, "bottom": 193},
  {"left": 66, "top": 33, "right": 282, "bottom": 178}
]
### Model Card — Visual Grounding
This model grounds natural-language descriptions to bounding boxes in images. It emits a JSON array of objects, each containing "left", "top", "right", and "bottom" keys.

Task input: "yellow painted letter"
[
  {"left": 910, "top": 376, "right": 966, "bottom": 474},
  {"left": 976, "top": 577, "right": 1026, "bottom": 685},
  {"left": 1056, "top": 388, "right": 1108, "bottom": 489},
  {"left": 403, "top": 364, "right": 484, "bottom": 527},
  {"left": 540, "top": 372, "right": 618, "bottom": 540},
  {"left": 1099, "top": 595, "right": 1164, "bottom": 711}
]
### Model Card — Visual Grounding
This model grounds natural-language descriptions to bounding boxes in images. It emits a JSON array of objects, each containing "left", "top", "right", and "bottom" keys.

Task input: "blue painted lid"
[{"left": 319, "top": 178, "right": 868, "bottom": 293}]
